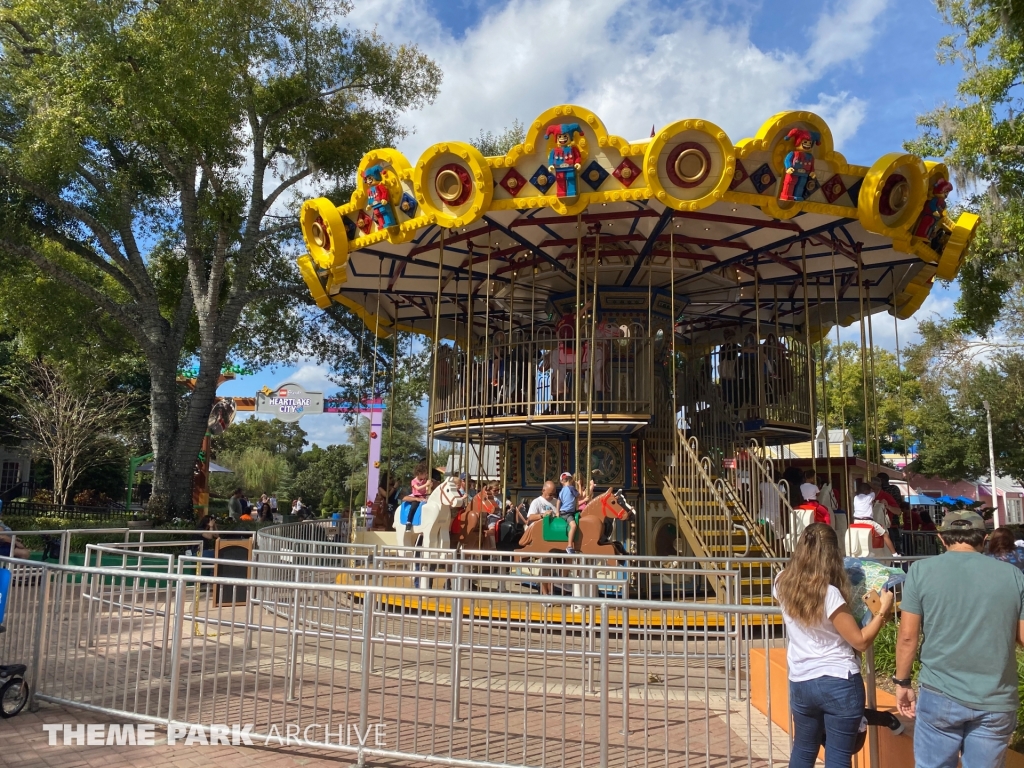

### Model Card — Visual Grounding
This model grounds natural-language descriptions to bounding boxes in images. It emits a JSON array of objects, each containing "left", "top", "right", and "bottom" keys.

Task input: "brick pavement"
[{"left": 4, "top": 701, "right": 410, "bottom": 768}]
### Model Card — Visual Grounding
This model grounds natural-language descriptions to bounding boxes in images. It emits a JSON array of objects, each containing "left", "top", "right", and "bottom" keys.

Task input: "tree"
[
  {"left": 12, "top": 360, "right": 130, "bottom": 505},
  {"left": 211, "top": 446, "right": 291, "bottom": 500},
  {"left": 212, "top": 418, "right": 308, "bottom": 468},
  {"left": 816, "top": 339, "right": 921, "bottom": 459},
  {"left": 905, "top": 0, "right": 1024, "bottom": 339},
  {"left": 292, "top": 443, "right": 352, "bottom": 511},
  {"left": 0, "top": 0, "right": 441, "bottom": 516},
  {"left": 470, "top": 121, "right": 526, "bottom": 157}
]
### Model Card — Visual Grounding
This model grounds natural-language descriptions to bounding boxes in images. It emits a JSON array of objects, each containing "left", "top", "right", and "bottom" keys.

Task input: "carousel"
[{"left": 297, "top": 105, "right": 977, "bottom": 570}]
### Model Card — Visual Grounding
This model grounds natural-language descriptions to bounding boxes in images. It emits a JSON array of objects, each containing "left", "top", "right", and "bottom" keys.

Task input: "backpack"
[{"left": 851, "top": 521, "right": 884, "bottom": 549}]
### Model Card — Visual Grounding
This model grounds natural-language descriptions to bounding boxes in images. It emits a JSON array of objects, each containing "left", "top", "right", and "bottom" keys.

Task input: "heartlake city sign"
[{"left": 254, "top": 383, "right": 324, "bottom": 423}]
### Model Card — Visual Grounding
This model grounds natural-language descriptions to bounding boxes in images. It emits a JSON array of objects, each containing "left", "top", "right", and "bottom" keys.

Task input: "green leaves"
[{"left": 0, "top": 0, "right": 441, "bottom": 512}]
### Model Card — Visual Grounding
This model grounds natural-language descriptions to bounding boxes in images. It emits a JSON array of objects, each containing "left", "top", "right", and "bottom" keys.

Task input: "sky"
[{"left": 222, "top": 0, "right": 967, "bottom": 447}]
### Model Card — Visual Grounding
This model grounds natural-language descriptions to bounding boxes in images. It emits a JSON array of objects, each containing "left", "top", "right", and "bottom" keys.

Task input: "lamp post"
[{"left": 983, "top": 400, "right": 999, "bottom": 528}]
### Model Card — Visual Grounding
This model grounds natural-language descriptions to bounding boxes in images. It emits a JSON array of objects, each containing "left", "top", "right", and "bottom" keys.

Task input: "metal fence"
[{"left": 0, "top": 528, "right": 800, "bottom": 768}]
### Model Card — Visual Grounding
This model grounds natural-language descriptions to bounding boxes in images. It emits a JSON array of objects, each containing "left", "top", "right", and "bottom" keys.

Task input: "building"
[{"left": 0, "top": 443, "right": 32, "bottom": 499}]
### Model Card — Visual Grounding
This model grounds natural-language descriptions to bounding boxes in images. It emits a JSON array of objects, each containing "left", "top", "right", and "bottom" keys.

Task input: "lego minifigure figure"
[
  {"left": 780, "top": 128, "right": 821, "bottom": 202},
  {"left": 545, "top": 123, "right": 583, "bottom": 198}
]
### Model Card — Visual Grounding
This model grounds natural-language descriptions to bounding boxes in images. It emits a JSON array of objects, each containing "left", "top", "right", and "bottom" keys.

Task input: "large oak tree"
[{"left": 0, "top": 0, "right": 440, "bottom": 515}]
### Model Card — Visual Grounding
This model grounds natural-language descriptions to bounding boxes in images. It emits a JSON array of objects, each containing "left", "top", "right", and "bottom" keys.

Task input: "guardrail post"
[
  {"left": 599, "top": 601, "right": 609, "bottom": 768},
  {"left": 28, "top": 564, "right": 51, "bottom": 711},
  {"left": 286, "top": 566, "right": 301, "bottom": 702},
  {"left": 450, "top": 555, "right": 464, "bottom": 722},
  {"left": 166, "top": 575, "right": 187, "bottom": 723},
  {"left": 357, "top": 587, "right": 373, "bottom": 768}
]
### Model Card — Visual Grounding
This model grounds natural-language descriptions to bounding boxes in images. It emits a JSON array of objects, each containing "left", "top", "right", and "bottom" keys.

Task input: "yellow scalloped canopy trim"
[{"left": 296, "top": 105, "right": 982, "bottom": 331}]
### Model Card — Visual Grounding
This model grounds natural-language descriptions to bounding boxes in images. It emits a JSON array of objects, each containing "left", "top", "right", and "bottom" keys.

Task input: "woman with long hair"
[{"left": 774, "top": 524, "right": 894, "bottom": 767}]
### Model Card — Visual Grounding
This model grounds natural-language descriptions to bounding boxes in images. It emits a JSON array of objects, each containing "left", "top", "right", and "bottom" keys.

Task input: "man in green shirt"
[{"left": 895, "top": 510, "right": 1024, "bottom": 768}]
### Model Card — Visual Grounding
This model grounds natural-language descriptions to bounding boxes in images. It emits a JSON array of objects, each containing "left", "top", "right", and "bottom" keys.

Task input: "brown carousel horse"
[
  {"left": 450, "top": 491, "right": 497, "bottom": 551},
  {"left": 518, "top": 488, "right": 632, "bottom": 556}
]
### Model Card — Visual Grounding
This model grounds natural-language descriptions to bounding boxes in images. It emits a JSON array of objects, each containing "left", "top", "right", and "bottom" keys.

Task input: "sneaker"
[{"left": 566, "top": 547, "right": 576, "bottom": 555}]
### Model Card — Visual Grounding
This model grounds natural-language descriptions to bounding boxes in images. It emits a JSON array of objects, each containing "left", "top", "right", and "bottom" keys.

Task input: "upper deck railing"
[
  {"left": 431, "top": 322, "right": 654, "bottom": 433},
  {"left": 431, "top": 323, "right": 814, "bottom": 444}
]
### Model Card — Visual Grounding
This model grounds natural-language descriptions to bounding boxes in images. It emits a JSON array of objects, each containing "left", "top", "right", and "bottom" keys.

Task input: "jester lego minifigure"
[
  {"left": 545, "top": 123, "right": 583, "bottom": 198},
  {"left": 780, "top": 128, "right": 821, "bottom": 202},
  {"left": 914, "top": 178, "right": 953, "bottom": 246},
  {"left": 364, "top": 164, "right": 397, "bottom": 230}
]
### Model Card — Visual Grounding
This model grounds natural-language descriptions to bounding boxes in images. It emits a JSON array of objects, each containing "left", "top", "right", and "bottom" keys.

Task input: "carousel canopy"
[{"left": 298, "top": 106, "right": 977, "bottom": 346}]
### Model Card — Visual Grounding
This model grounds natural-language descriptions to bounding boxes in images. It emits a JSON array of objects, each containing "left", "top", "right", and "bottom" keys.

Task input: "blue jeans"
[
  {"left": 914, "top": 687, "right": 1015, "bottom": 768},
  {"left": 789, "top": 673, "right": 865, "bottom": 768}
]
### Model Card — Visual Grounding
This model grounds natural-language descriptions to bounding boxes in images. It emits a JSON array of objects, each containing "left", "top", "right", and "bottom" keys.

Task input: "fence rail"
[
  {"left": 3, "top": 499, "right": 132, "bottom": 521},
  {"left": 1, "top": 543, "right": 796, "bottom": 768},
  {"left": 0, "top": 523, "right": 937, "bottom": 766}
]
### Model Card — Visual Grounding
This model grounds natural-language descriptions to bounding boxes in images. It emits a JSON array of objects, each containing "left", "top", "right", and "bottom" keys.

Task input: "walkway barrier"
[{"left": 0, "top": 551, "right": 792, "bottom": 768}]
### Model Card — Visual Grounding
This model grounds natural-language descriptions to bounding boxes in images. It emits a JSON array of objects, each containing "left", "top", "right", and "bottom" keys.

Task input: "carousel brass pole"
[
  {"left": 464, "top": 243, "right": 473, "bottom": 489},
  {"left": 585, "top": 225, "right": 600, "bottom": 487},
  {"left": 867, "top": 284, "right": 883, "bottom": 474},
  {"left": 802, "top": 241, "right": 817, "bottom": 475},
  {"left": 366, "top": 272, "right": 383, "bottom": 513},
  {"left": 478, "top": 238, "right": 492, "bottom": 550},
  {"left": 857, "top": 252, "right": 873, "bottom": 473},
  {"left": 892, "top": 270, "right": 910, "bottom": 473},
  {"left": 531, "top": 257, "right": 537, "bottom": 418},
  {"left": 831, "top": 240, "right": 852, "bottom": 511},
  {"left": 426, "top": 231, "right": 445, "bottom": 482},
  {"left": 349, "top": 314, "right": 366, "bottom": 521},
  {"left": 817, "top": 275, "right": 833, "bottom": 499},
  {"left": 386, "top": 330, "right": 398, "bottom": 492},
  {"left": 670, "top": 228, "right": 681, "bottom": 558},
  {"left": 574, "top": 213, "right": 583, "bottom": 475},
  {"left": 501, "top": 431, "right": 510, "bottom": 513},
  {"left": 647, "top": 247, "right": 654, "bottom": 412},
  {"left": 755, "top": 260, "right": 764, "bottom": 415}
]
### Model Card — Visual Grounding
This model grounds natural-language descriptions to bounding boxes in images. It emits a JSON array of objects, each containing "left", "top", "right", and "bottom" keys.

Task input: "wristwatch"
[{"left": 891, "top": 676, "right": 912, "bottom": 688}]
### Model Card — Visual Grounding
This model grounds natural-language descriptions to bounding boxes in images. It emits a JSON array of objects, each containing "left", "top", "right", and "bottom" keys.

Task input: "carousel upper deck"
[{"left": 297, "top": 105, "right": 977, "bottom": 446}]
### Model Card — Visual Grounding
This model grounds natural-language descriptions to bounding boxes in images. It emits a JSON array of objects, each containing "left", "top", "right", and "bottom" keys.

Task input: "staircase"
[{"left": 656, "top": 430, "right": 782, "bottom": 606}]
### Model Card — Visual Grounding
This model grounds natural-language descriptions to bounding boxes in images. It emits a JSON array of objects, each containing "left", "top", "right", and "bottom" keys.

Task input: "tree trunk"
[{"left": 148, "top": 346, "right": 230, "bottom": 519}]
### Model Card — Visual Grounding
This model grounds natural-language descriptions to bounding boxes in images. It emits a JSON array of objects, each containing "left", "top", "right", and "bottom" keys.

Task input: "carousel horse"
[
  {"left": 394, "top": 476, "right": 466, "bottom": 587},
  {"left": 450, "top": 492, "right": 496, "bottom": 551},
  {"left": 518, "top": 488, "right": 632, "bottom": 557}
]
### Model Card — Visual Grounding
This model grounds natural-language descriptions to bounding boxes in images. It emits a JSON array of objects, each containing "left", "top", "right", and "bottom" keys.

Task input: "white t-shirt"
[
  {"left": 853, "top": 492, "right": 875, "bottom": 519},
  {"left": 775, "top": 579, "right": 860, "bottom": 682},
  {"left": 800, "top": 482, "right": 820, "bottom": 501},
  {"left": 528, "top": 496, "right": 556, "bottom": 518}
]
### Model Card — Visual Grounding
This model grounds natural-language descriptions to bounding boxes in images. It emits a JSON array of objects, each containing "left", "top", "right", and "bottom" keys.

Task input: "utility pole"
[{"left": 984, "top": 400, "right": 999, "bottom": 528}]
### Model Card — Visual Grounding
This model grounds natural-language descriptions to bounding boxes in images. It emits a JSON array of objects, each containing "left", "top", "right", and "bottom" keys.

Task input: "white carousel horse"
[{"left": 394, "top": 476, "right": 467, "bottom": 587}]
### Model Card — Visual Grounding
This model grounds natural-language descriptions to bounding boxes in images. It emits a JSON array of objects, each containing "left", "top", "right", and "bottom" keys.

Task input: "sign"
[{"left": 255, "top": 382, "right": 324, "bottom": 423}]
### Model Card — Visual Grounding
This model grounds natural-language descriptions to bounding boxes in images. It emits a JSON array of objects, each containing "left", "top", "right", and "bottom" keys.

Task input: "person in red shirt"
[{"left": 870, "top": 477, "right": 900, "bottom": 526}]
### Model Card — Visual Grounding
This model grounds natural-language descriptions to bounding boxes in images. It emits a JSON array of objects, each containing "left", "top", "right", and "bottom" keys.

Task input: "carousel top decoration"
[{"left": 297, "top": 105, "right": 978, "bottom": 341}]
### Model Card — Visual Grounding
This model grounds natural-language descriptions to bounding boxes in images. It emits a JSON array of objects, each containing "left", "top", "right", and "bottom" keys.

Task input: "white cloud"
[
  {"left": 801, "top": 92, "right": 867, "bottom": 149},
  {"left": 346, "top": 0, "right": 889, "bottom": 159},
  {"left": 836, "top": 291, "right": 955, "bottom": 351},
  {"left": 807, "top": 0, "right": 889, "bottom": 70}
]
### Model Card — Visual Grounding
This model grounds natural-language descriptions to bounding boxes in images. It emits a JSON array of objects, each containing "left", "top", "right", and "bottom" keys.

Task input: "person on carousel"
[
  {"left": 403, "top": 461, "right": 431, "bottom": 532},
  {"left": 545, "top": 123, "right": 583, "bottom": 198},
  {"left": 551, "top": 300, "right": 592, "bottom": 413},
  {"left": 558, "top": 472, "right": 581, "bottom": 555},
  {"left": 796, "top": 469, "right": 831, "bottom": 529}
]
